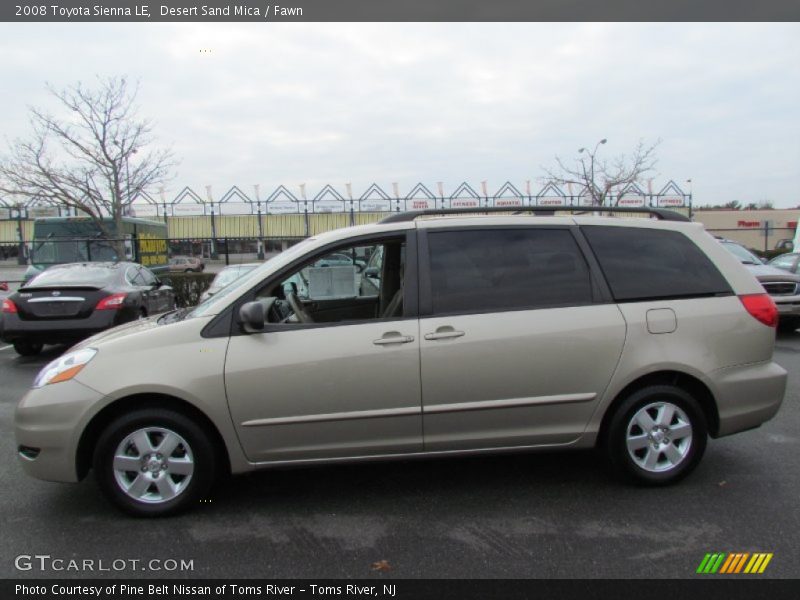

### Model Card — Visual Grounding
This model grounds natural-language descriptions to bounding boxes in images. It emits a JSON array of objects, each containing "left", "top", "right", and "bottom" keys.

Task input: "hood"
[
  {"left": 71, "top": 314, "right": 163, "bottom": 350},
  {"left": 744, "top": 263, "right": 800, "bottom": 281}
]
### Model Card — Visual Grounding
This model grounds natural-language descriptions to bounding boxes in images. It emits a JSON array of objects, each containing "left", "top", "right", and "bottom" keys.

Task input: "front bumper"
[
  {"left": 15, "top": 379, "right": 105, "bottom": 483},
  {"left": 772, "top": 293, "right": 800, "bottom": 319},
  {"left": 712, "top": 360, "right": 786, "bottom": 437}
]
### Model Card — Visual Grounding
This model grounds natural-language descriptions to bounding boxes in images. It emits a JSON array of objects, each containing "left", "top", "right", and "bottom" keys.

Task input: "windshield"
[
  {"left": 33, "top": 239, "right": 120, "bottom": 265},
  {"left": 721, "top": 242, "right": 761, "bottom": 265}
]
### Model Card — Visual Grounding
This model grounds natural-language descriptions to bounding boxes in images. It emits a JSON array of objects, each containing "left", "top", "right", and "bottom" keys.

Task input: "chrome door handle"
[
  {"left": 373, "top": 334, "right": 415, "bottom": 345},
  {"left": 424, "top": 330, "right": 465, "bottom": 341}
]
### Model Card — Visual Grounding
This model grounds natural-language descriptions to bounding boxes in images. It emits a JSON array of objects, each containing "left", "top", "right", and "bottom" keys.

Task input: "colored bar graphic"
[
  {"left": 758, "top": 554, "right": 773, "bottom": 573},
  {"left": 699, "top": 552, "right": 773, "bottom": 574},
  {"left": 719, "top": 553, "right": 737, "bottom": 573},
  {"left": 697, "top": 554, "right": 713, "bottom": 574},
  {"left": 734, "top": 553, "right": 750, "bottom": 573},
  {"left": 745, "top": 554, "right": 762, "bottom": 573},
  {"left": 710, "top": 553, "right": 726, "bottom": 573}
]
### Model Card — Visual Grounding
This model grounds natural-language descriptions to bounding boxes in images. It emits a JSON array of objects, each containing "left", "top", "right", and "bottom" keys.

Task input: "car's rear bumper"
[
  {"left": 0, "top": 310, "right": 123, "bottom": 345},
  {"left": 15, "top": 379, "right": 105, "bottom": 483},
  {"left": 712, "top": 360, "right": 786, "bottom": 437}
]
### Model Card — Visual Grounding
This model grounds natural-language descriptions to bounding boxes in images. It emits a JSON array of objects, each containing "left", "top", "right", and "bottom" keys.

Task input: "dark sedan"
[{"left": 0, "top": 262, "right": 174, "bottom": 356}]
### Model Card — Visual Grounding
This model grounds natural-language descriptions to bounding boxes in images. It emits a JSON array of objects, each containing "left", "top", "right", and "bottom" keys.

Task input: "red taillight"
[
  {"left": 740, "top": 293, "right": 778, "bottom": 328},
  {"left": 1, "top": 298, "right": 17, "bottom": 313},
  {"left": 95, "top": 293, "right": 127, "bottom": 310}
]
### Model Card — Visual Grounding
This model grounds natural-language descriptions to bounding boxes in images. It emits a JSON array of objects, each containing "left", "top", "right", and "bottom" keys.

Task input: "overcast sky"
[{"left": 1, "top": 22, "right": 798, "bottom": 206}]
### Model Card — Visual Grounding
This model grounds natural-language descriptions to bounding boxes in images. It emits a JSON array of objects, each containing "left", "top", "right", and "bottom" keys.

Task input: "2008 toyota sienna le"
[{"left": 15, "top": 207, "right": 787, "bottom": 516}]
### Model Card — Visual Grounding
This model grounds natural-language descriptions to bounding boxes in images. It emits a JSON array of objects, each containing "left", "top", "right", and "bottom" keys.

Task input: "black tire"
[
  {"left": 778, "top": 317, "right": 800, "bottom": 333},
  {"left": 93, "top": 409, "right": 217, "bottom": 517},
  {"left": 603, "top": 385, "right": 707, "bottom": 486},
  {"left": 13, "top": 340, "right": 43, "bottom": 356}
]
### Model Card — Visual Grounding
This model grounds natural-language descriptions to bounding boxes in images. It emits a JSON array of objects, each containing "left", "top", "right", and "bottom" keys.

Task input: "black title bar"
[
  {"left": 5, "top": 579, "right": 800, "bottom": 600},
  {"left": 3, "top": 0, "right": 800, "bottom": 22}
]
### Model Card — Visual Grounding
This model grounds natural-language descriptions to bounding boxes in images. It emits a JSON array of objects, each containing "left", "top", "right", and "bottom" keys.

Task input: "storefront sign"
[
  {"left": 172, "top": 203, "right": 206, "bottom": 216},
  {"left": 218, "top": 202, "right": 252, "bottom": 215},
  {"left": 536, "top": 196, "right": 567, "bottom": 207},
  {"left": 494, "top": 197, "right": 523, "bottom": 207},
  {"left": 449, "top": 198, "right": 480, "bottom": 209},
  {"left": 406, "top": 198, "right": 435, "bottom": 210},
  {"left": 617, "top": 195, "right": 646, "bottom": 207},
  {"left": 130, "top": 203, "right": 159, "bottom": 217},
  {"left": 360, "top": 199, "right": 392, "bottom": 212},
  {"left": 267, "top": 202, "right": 298, "bottom": 214}
]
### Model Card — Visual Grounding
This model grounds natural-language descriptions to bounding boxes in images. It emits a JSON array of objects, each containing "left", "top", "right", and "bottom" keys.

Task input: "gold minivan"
[{"left": 15, "top": 208, "right": 787, "bottom": 516}]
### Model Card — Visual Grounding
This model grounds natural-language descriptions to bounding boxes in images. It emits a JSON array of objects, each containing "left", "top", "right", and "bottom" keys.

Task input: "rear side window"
[
  {"left": 426, "top": 228, "right": 593, "bottom": 315},
  {"left": 582, "top": 226, "right": 732, "bottom": 301}
]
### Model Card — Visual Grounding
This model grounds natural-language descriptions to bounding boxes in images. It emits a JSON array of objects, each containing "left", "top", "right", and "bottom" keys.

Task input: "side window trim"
[{"left": 210, "top": 229, "right": 419, "bottom": 338}]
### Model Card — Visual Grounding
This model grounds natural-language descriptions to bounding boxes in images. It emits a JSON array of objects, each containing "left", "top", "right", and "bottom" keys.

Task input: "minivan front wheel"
[
  {"left": 93, "top": 409, "right": 217, "bottom": 516},
  {"left": 605, "top": 385, "right": 707, "bottom": 485}
]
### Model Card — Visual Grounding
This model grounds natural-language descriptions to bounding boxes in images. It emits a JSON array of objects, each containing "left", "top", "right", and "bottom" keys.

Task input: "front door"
[{"left": 224, "top": 234, "right": 422, "bottom": 463}]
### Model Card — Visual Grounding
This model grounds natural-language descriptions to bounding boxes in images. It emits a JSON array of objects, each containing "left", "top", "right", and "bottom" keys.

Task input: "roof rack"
[{"left": 379, "top": 206, "right": 690, "bottom": 224}]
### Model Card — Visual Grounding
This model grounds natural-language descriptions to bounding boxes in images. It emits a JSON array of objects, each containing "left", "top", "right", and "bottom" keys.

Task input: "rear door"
[
  {"left": 418, "top": 226, "right": 626, "bottom": 451},
  {"left": 127, "top": 266, "right": 162, "bottom": 313},
  {"left": 137, "top": 266, "right": 170, "bottom": 312}
]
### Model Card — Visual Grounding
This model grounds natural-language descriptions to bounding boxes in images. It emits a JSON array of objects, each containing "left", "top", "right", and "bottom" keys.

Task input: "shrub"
[{"left": 164, "top": 272, "right": 215, "bottom": 308}]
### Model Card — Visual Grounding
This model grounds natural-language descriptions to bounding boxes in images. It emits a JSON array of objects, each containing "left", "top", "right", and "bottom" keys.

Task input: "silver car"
[
  {"left": 15, "top": 208, "right": 786, "bottom": 516},
  {"left": 720, "top": 240, "right": 800, "bottom": 330}
]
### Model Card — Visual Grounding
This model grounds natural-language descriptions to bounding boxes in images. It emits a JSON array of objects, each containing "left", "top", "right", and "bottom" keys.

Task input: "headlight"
[{"left": 33, "top": 348, "right": 98, "bottom": 388}]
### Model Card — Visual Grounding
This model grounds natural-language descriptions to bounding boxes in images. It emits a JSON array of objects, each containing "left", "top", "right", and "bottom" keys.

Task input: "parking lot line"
[{"left": 0, "top": 346, "right": 12, "bottom": 352}]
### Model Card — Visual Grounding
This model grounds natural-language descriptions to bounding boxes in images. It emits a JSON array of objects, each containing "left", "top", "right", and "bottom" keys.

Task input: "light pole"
[
  {"left": 686, "top": 178, "right": 693, "bottom": 219},
  {"left": 578, "top": 138, "right": 607, "bottom": 205}
]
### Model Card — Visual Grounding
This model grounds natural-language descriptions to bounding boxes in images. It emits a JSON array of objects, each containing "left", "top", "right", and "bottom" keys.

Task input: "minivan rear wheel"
[
  {"left": 604, "top": 385, "right": 707, "bottom": 485},
  {"left": 93, "top": 409, "right": 217, "bottom": 517}
]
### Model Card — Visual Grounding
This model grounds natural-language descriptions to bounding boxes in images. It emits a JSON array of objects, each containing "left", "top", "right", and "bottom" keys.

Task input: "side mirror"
[
  {"left": 364, "top": 267, "right": 379, "bottom": 278},
  {"left": 239, "top": 298, "right": 277, "bottom": 332}
]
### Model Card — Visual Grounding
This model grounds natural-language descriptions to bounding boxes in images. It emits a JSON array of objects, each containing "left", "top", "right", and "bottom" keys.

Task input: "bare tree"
[
  {"left": 542, "top": 139, "right": 660, "bottom": 206},
  {"left": 0, "top": 76, "right": 175, "bottom": 255}
]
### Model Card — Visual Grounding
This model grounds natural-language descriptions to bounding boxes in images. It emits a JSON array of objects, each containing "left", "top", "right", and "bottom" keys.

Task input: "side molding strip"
[
  {"left": 242, "top": 406, "right": 420, "bottom": 427},
  {"left": 241, "top": 393, "right": 596, "bottom": 427},
  {"left": 424, "top": 393, "right": 597, "bottom": 414}
]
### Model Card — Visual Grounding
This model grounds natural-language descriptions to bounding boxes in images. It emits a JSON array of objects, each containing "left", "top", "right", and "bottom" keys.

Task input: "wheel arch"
[
  {"left": 75, "top": 393, "right": 231, "bottom": 481},
  {"left": 597, "top": 370, "right": 720, "bottom": 444}
]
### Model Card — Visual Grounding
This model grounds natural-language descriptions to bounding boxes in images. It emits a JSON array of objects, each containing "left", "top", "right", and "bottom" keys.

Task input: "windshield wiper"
[{"left": 157, "top": 307, "right": 191, "bottom": 324}]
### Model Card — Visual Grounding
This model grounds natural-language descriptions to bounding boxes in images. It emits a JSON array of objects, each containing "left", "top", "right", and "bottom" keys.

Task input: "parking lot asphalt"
[{"left": 0, "top": 332, "right": 798, "bottom": 580}]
